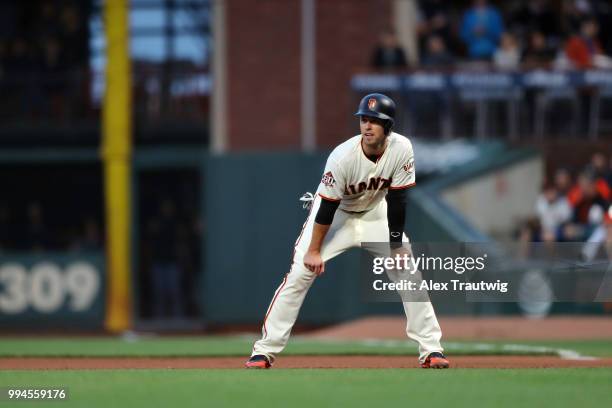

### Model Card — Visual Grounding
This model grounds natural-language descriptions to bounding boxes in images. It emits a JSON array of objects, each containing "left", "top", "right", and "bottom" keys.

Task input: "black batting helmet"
[{"left": 354, "top": 93, "right": 396, "bottom": 126}]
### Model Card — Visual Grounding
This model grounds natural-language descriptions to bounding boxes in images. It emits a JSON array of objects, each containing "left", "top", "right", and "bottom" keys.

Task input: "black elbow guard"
[
  {"left": 386, "top": 188, "right": 407, "bottom": 243},
  {"left": 315, "top": 197, "right": 340, "bottom": 225}
]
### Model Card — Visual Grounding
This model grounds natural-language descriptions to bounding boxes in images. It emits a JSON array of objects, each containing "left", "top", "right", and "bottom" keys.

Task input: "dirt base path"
[{"left": 2, "top": 356, "right": 612, "bottom": 370}]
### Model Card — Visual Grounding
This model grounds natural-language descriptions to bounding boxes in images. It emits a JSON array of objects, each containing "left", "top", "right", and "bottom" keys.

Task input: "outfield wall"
[{"left": 441, "top": 155, "right": 543, "bottom": 238}]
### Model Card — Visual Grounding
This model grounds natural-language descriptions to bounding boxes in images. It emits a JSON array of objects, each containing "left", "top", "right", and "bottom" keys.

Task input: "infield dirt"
[{"left": 2, "top": 355, "right": 612, "bottom": 370}]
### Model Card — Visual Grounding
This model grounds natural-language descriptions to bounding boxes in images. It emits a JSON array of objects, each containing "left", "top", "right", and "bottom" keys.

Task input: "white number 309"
[{"left": 0, "top": 262, "right": 100, "bottom": 314}]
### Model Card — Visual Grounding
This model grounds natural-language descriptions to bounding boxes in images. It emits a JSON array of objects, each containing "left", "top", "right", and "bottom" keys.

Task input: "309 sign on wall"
[
  {"left": 0, "top": 262, "right": 100, "bottom": 314},
  {"left": 0, "top": 254, "right": 105, "bottom": 328}
]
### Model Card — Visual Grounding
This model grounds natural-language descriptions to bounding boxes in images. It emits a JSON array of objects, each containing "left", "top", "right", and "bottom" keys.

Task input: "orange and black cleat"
[
  {"left": 245, "top": 355, "right": 272, "bottom": 369},
  {"left": 420, "top": 352, "right": 450, "bottom": 369}
]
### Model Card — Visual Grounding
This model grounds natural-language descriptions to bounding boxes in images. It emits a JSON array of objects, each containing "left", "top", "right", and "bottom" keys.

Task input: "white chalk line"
[{"left": 290, "top": 337, "right": 598, "bottom": 361}]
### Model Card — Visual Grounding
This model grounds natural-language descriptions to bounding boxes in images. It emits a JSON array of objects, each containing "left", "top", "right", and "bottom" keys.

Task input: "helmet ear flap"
[{"left": 384, "top": 121, "right": 393, "bottom": 135}]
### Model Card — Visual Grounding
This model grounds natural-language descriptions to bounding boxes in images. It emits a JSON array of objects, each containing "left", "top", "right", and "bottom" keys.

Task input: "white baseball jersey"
[{"left": 316, "top": 132, "right": 415, "bottom": 212}]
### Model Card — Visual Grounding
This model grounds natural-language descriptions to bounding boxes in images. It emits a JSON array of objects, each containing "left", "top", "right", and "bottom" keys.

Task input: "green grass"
[
  {"left": 0, "top": 336, "right": 610, "bottom": 358},
  {"left": 1, "top": 336, "right": 610, "bottom": 408},
  {"left": 1, "top": 368, "right": 611, "bottom": 408}
]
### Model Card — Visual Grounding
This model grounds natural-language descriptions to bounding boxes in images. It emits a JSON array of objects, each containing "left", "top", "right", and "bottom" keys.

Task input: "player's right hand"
[{"left": 304, "top": 250, "right": 325, "bottom": 276}]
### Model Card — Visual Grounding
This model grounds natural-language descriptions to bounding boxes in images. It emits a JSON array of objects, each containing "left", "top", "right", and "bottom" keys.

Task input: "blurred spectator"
[
  {"left": 421, "top": 35, "right": 454, "bottom": 68},
  {"left": 148, "top": 199, "right": 185, "bottom": 318},
  {"left": 554, "top": 168, "right": 573, "bottom": 196},
  {"left": 564, "top": 17, "right": 604, "bottom": 69},
  {"left": 567, "top": 168, "right": 610, "bottom": 206},
  {"left": 416, "top": 0, "right": 457, "bottom": 56},
  {"left": 522, "top": 31, "right": 556, "bottom": 67},
  {"left": 41, "top": 37, "right": 66, "bottom": 116},
  {"left": 24, "top": 202, "right": 49, "bottom": 251},
  {"left": 460, "top": 0, "right": 504, "bottom": 60},
  {"left": 493, "top": 32, "right": 521, "bottom": 71},
  {"left": 565, "top": 169, "right": 610, "bottom": 239},
  {"left": 509, "top": 0, "right": 559, "bottom": 41},
  {"left": 589, "top": 155, "right": 611, "bottom": 199},
  {"left": 592, "top": 155, "right": 612, "bottom": 201},
  {"left": 71, "top": 218, "right": 102, "bottom": 252},
  {"left": 581, "top": 153, "right": 612, "bottom": 260},
  {"left": 589, "top": 152, "right": 609, "bottom": 181},
  {"left": 561, "top": 0, "right": 594, "bottom": 36},
  {"left": 536, "top": 184, "right": 572, "bottom": 242},
  {"left": 138, "top": 170, "right": 202, "bottom": 319},
  {"left": 371, "top": 29, "right": 408, "bottom": 70},
  {"left": 59, "top": 5, "right": 86, "bottom": 67},
  {"left": 531, "top": 161, "right": 611, "bottom": 244},
  {"left": 519, "top": 216, "right": 542, "bottom": 242},
  {"left": 37, "top": 1, "right": 59, "bottom": 39},
  {"left": 582, "top": 202, "right": 612, "bottom": 261}
]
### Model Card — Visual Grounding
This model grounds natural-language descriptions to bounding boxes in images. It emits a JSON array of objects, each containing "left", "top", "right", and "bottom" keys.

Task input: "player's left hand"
[{"left": 304, "top": 250, "right": 325, "bottom": 275}]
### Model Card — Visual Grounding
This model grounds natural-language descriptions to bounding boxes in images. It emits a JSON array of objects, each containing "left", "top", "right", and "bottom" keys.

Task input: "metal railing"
[{"left": 351, "top": 69, "right": 612, "bottom": 140}]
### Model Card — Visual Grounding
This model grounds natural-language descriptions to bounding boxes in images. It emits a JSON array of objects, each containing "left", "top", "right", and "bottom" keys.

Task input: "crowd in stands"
[
  {"left": 0, "top": 1, "right": 90, "bottom": 122},
  {"left": 521, "top": 153, "right": 612, "bottom": 253},
  {"left": 137, "top": 172, "right": 203, "bottom": 319},
  {"left": 371, "top": 0, "right": 612, "bottom": 71},
  {"left": 0, "top": 202, "right": 101, "bottom": 253}
]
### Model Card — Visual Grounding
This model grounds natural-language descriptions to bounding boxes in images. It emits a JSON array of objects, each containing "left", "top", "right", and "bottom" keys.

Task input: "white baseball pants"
[{"left": 251, "top": 196, "right": 443, "bottom": 363}]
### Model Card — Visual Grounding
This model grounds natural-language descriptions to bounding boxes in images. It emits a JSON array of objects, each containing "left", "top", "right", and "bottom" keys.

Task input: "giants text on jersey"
[{"left": 317, "top": 132, "right": 415, "bottom": 212}]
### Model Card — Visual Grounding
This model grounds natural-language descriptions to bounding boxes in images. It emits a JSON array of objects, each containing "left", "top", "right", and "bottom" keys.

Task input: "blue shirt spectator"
[{"left": 460, "top": 0, "right": 504, "bottom": 60}]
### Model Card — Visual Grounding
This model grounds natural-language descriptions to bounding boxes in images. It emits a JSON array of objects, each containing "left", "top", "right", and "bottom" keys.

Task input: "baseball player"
[{"left": 246, "top": 93, "right": 449, "bottom": 369}]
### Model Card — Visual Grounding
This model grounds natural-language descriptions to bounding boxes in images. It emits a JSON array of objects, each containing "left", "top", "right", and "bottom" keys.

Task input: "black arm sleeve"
[
  {"left": 386, "top": 188, "right": 407, "bottom": 244},
  {"left": 315, "top": 197, "right": 340, "bottom": 225}
]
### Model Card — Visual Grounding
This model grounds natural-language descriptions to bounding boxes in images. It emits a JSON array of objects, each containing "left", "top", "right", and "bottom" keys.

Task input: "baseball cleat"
[
  {"left": 245, "top": 355, "right": 272, "bottom": 369},
  {"left": 420, "top": 352, "right": 450, "bottom": 369}
]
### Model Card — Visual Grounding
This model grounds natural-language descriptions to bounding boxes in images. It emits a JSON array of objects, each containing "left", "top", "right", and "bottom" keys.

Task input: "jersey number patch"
[
  {"left": 402, "top": 159, "right": 414, "bottom": 174},
  {"left": 321, "top": 171, "right": 335, "bottom": 187}
]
